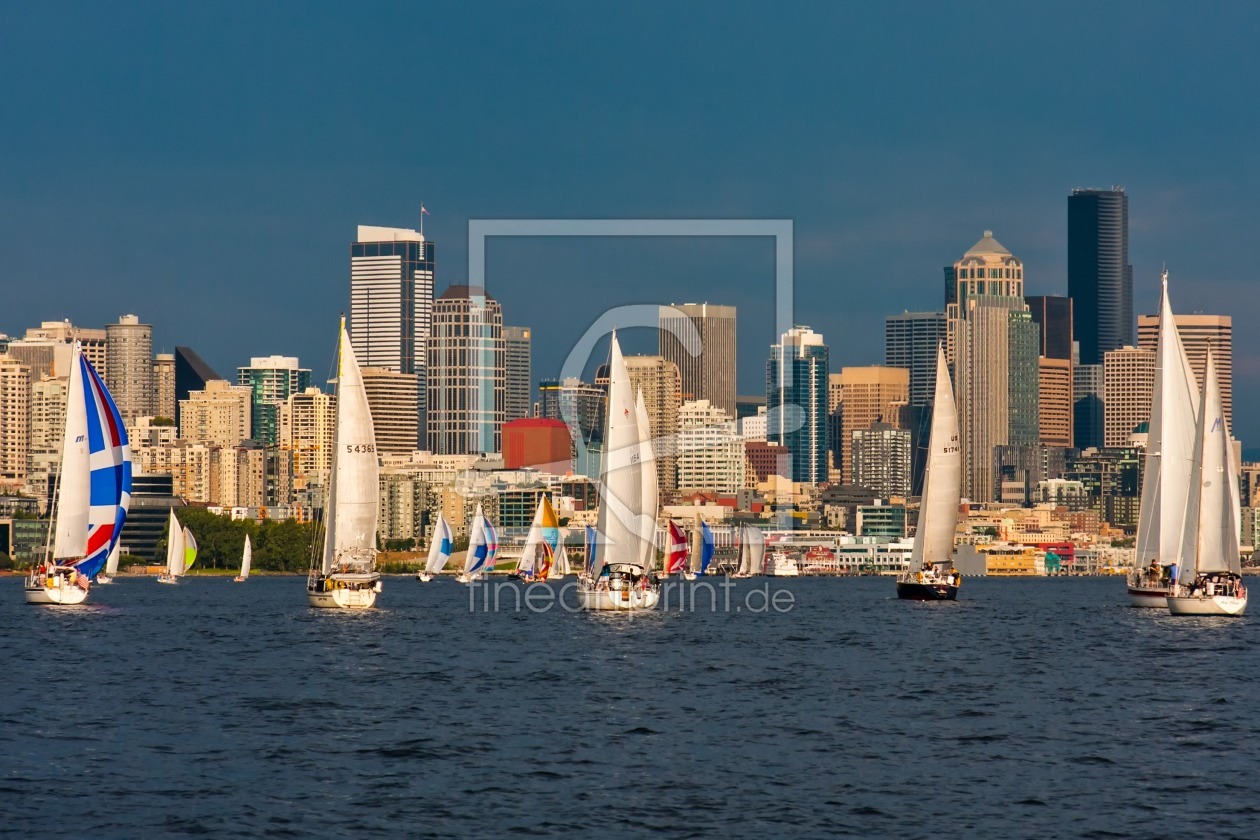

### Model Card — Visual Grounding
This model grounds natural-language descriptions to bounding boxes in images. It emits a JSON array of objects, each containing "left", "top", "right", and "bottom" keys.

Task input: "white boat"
[
  {"left": 233, "top": 534, "right": 252, "bottom": 582},
  {"left": 732, "top": 525, "right": 765, "bottom": 578},
  {"left": 24, "top": 344, "right": 132, "bottom": 605},
  {"left": 577, "top": 332, "right": 660, "bottom": 611},
  {"left": 1167, "top": 347, "right": 1247, "bottom": 617},
  {"left": 306, "top": 318, "right": 382, "bottom": 609},
  {"left": 514, "top": 496, "right": 563, "bottom": 582},
  {"left": 157, "top": 510, "right": 197, "bottom": 584},
  {"left": 96, "top": 543, "right": 121, "bottom": 585},
  {"left": 896, "top": 344, "right": 962, "bottom": 601},
  {"left": 457, "top": 504, "right": 498, "bottom": 583},
  {"left": 765, "top": 551, "right": 800, "bottom": 577},
  {"left": 417, "top": 512, "right": 453, "bottom": 582},
  {"left": 1130, "top": 272, "right": 1201, "bottom": 607}
]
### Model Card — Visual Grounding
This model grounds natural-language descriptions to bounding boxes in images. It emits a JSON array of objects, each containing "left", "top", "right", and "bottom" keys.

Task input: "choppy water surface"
[{"left": 3, "top": 576, "right": 1259, "bottom": 838}]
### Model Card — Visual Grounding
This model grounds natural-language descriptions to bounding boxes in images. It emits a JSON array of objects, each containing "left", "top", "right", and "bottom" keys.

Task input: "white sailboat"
[
  {"left": 578, "top": 332, "right": 660, "bottom": 611},
  {"left": 234, "top": 534, "right": 252, "bottom": 582},
  {"left": 417, "top": 512, "right": 453, "bottom": 582},
  {"left": 550, "top": 531, "right": 573, "bottom": 580},
  {"left": 732, "top": 525, "right": 765, "bottom": 578},
  {"left": 1129, "top": 272, "right": 1201, "bottom": 606},
  {"left": 457, "top": 503, "right": 497, "bottom": 583},
  {"left": 1167, "top": 347, "right": 1247, "bottom": 616},
  {"left": 24, "top": 343, "right": 132, "bottom": 605},
  {"left": 896, "top": 344, "right": 962, "bottom": 600},
  {"left": 96, "top": 543, "right": 121, "bottom": 585},
  {"left": 306, "top": 318, "right": 382, "bottom": 609},
  {"left": 157, "top": 510, "right": 198, "bottom": 584}
]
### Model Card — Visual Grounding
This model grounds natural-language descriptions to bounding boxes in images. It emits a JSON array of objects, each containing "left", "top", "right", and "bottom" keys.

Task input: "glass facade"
[{"left": 766, "top": 327, "right": 829, "bottom": 485}]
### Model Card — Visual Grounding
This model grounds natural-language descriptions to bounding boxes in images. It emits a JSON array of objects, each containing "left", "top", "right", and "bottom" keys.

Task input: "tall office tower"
[
  {"left": 1137, "top": 312, "right": 1233, "bottom": 430},
  {"left": 676, "top": 399, "right": 745, "bottom": 494},
  {"left": 6, "top": 320, "right": 107, "bottom": 380},
  {"left": 427, "top": 286, "right": 504, "bottom": 455},
  {"left": 178, "top": 380, "right": 253, "bottom": 449},
  {"left": 361, "top": 367, "right": 421, "bottom": 454},
  {"left": 279, "top": 387, "right": 337, "bottom": 489},
  {"left": 539, "top": 376, "right": 606, "bottom": 475},
  {"left": 0, "top": 355, "right": 30, "bottom": 486},
  {"left": 351, "top": 225, "right": 434, "bottom": 436},
  {"left": 105, "top": 314, "right": 154, "bottom": 423},
  {"left": 173, "top": 347, "right": 222, "bottom": 426},
  {"left": 885, "top": 312, "right": 947, "bottom": 407},
  {"left": 1026, "top": 295, "right": 1074, "bottom": 448},
  {"left": 236, "top": 356, "right": 312, "bottom": 446},
  {"left": 503, "top": 327, "right": 532, "bottom": 423},
  {"left": 624, "top": 355, "right": 683, "bottom": 498},
  {"left": 1069, "top": 187, "right": 1132, "bottom": 365},
  {"left": 949, "top": 231, "right": 1034, "bottom": 502},
  {"left": 766, "top": 326, "right": 829, "bottom": 485},
  {"left": 1103, "top": 346, "right": 1155, "bottom": 448},
  {"left": 852, "top": 421, "right": 912, "bottom": 499},
  {"left": 830, "top": 366, "right": 909, "bottom": 485},
  {"left": 153, "top": 353, "right": 176, "bottom": 420},
  {"left": 658, "top": 303, "right": 737, "bottom": 417},
  {"left": 27, "top": 374, "right": 67, "bottom": 506},
  {"left": 1074, "top": 357, "right": 1105, "bottom": 450}
]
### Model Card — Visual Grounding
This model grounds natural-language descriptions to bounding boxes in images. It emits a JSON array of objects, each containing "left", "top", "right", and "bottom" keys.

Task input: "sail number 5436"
[{"left": 347, "top": 444, "right": 376, "bottom": 453}]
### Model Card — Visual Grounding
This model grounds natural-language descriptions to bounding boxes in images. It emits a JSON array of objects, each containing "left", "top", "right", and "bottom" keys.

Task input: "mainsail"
[
  {"left": 592, "top": 333, "right": 648, "bottom": 578},
  {"left": 239, "top": 534, "right": 252, "bottom": 580},
  {"left": 738, "top": 525, "right": 765, "bottom": 575},
  {"left": 1179, "top": 347, "right": 1241, "bottom": 577},
  {"left": 635, "top": 391, "right": 659, "bottom": 571},
  {"left": 910, "top": 344, "right": 962, "bottom": 569},
  {"left": 165, "top": 510, "right": 185, "bottom": 577},
  {"left": 425, "top": 513, "right": 454, "bottom": 575}
]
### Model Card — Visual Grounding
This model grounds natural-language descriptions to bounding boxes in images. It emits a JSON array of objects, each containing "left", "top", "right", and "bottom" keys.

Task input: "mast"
[
  {"left": 592, "top": 332, "right": 647, "bottom": 577},
  {"left": 910, "top": 344, "right": 961, "bottom": 568}
]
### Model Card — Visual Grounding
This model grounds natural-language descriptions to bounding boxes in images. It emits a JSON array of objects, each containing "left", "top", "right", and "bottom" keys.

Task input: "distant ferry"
[{"left": 765, "top": 551, "right": 800, "bottom": 577}]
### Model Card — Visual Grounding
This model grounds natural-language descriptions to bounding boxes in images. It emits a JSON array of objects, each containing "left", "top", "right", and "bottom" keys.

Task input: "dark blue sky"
[{"left": 3, "top": 2, "right": 1258, "bottom": 437}]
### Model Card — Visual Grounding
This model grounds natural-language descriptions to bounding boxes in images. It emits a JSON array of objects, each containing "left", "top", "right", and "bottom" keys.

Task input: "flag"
[{"left": 421, "top": 205, "right": 430, "bottom": 215}]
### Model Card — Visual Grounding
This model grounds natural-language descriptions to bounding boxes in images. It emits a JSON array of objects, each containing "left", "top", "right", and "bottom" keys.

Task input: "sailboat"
[
  {"left": 549, "top": 530, "right": 573, "bottom": 581},
  {"left": 686, "top": 513, "right": 715, "bottom": 579},
  {"left": 661, "top": 520, "right": 688, "bottom": 578},
  {"left": 896, "top": 344, "right": 962, "bottom": 600},
  {"left": 24, "top": 344, "right": 132, "bottom": 605},
  {"left": 732, "top": 525, "right": 765, "bottom": 578},
  {"left": 458, "top": 503, "right": 497, "bottom": 583},
  {"left": 417, "top": 512, "right": 453, "bottom": 582},
  {"left": 157, "top": 510, "right": 198, "bottom": 584},
  {"left": 514, "top": 496, "right": 560, "bottom": 582},
  {"left": 96, "top": 543, "right": 121, "bottom": 585},
  {"left": 578, "top": 332, "right": 661, "bottom": 610},
  {"left": 1167, "top": 347, "right": 1247, "bottom": 616},
  {"left": 306, "top": 318, "right": 382, "bottom": 609},
  {"left": 233, "top": 534, "right": 252, "bottom": 582},
  {"left": 1129, "top": 272, "right": 1201, "bottom": 606}
]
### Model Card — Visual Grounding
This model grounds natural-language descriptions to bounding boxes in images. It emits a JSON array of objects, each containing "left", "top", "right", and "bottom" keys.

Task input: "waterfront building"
[
  {"left": 105, "top": 314, "right": 153, "bottom": 423},
  {"left": 1137, "top": 312, "right": 1233, "bottom": 431},
  {"left": 676, "top": 399, "right": 745, "bottom": 495},
  {"left": 503, "top": 326, "right": 532, "bottom": 423},
  {"left": 426, "top": 285, "right": 505, "bottom": 455},
  {"left": 830, "top": 366, "right": 909, "bottom": 485},
  {"left": 1069, "top": 187, "right": 1132, "bottom": 365},
  {"left": 856, "top": 502, "right": 907, "bottom": 539},
  {"left": 360, "top": 367, "right": 421, "bottom": 454},
  {"left": 658, "top": 303, "right": 737, "bottom": 417},
  {"left": 625, "top": 355, "right": 683, "bottom": 498},
  {"left": 179, "top": 380, "right": 253, "bottom": 449},
  {"left": 1103, "top": 346, "right": 1155, "bottom": 448},
  {"left": 766, "top": 326, "right": 829, "bottom": 485},
  {"left": 152, "top": 353, "right": 176, "bottom": 420},
  {"left": 236, "top": 356, "right": 311, "bottom": 446}
]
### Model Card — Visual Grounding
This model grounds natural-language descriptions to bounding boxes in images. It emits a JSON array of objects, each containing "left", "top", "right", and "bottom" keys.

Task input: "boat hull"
[
  {"left": 24, "top": 579, "right": 89, "bottom": 605},
  {"left": 1127, "top": 585, "right": 1171, "bottom": 608},
  {"left": 95, "top": 575, "right": 114, "bottom": 585},
  {"left": 896, "top": 581, "right": 959, "bottom": 601},
  {"left": 307, "top": 586, "right": 378, "bottom": 609},
  {"left": 577, "top": 585, "right": 660, "bottom": 611},
  {"left": 1167, "top": 593, "right": 1247, "bottom": 616}
]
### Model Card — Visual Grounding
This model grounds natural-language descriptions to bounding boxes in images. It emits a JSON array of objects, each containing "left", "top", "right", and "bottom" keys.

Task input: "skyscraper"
[
  {"left": 173, "top": 347, "right": 222, "bottom": 426},
  {"left": 236, "top": 356, "right": 312, "bottom": 446},
  {"left": 625, "top": 355, "right": 682, "bottom": 499},
  {"left": 949, "top": 231, "right": 1035, "bottom": 502},
  {"left": 152, "top": 353, "right": 176, "bottom": 421},
  {"left": 361, "top": 367, "right": 421, "bottom": 454},
  {"left": 539, "top": 376, "right": 605, "bottom": 476},
  {"left": 1103, "top": 346, "right": 1155, "bottom": 448},
  {"left": 1025, "top": 295, "right": 1074, "bottom": 448},
  {"left": 766, "top": 326, "right": 829, "bottom": 485},
  {"left": 658, "top": 303, "right": 737, "bottom": 417},
  {"left": 885, "top": 311, "right": 947, "bottom": 408},
  {"left": 829, "top": 366, "right": 909, "bottom": 485},
  {"left": 0, "top": 355, "right": 30, "bottom": 487},
  {"left": 852, "top": 421, "right": 912, "bottom": 499},
  {"left": 503, "top": 326, "right": 532, "bottom": 423},
  {"left": 105, "top": 314, "right": 153, "bottom": 423},
  {"left": 427, "top": 285, "right": 504, "bottom": 455},
  {"left": 1137, "top": 312, "right": 1233, "bottom": 431},
  {"left": 1069, "top": 187, "right": 1132, "bottom": 365},
  {"left": 280, "top": 387, "right": 337, "bottom": 491},
  {"left": 676, "top": 399, "right": 745, "bottom": 494},
  {"left": 1073, "top": 356, "right": 1105, "bottom": 450},
  {"left": 178, "top": 380, "right": 253, "bottom": 449},
  {"left": 351, "top": 224, "right": 434, "bottom": 433}
]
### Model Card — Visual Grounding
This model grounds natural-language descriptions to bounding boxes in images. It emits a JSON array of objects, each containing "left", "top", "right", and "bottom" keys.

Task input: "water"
[{"left": 3, "top": 575, "right": 1259, "bottom": 838}]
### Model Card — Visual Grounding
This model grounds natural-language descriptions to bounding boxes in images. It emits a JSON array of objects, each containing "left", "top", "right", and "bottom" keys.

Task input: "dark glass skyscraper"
[
  {"left": 1068, "top": 188, "right": 1131, "bottom": 365},
  {"left": 766, "top": 326, "right": 829, "bottom": 485}
]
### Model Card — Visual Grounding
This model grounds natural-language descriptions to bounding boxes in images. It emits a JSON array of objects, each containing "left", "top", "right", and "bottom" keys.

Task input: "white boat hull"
[
  {"left": 1128, "top": 585, "right": 1171, "bottom": 608},
  {"left": 24, "top": 577, "right": 89, "bottom": 605},
  {"left": 416, "top": 572, "right": 434, "bottom": 582},
  {"left": 577, "top": 584, "right": 659, "bottom": 611},
  {"left": 156, "top": 576, "right": 179, "bottom": 585},
  {"left": 95, "top": 575, "right": 113, "bottom": 585},
  {"left": 307, "top": 586, "right": 378, "bottom": 609},
  {"left": 1167, "top": 592, "right": 1248, "bottom": 616}
]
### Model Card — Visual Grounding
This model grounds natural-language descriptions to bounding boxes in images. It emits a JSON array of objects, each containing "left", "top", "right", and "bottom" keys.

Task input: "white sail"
[
  {"left": 910, "top": 344, "right": 962, "bottom": 568},
  {"left": 52, "top": 345, "right": 90, "bottom": 559},
  {"left": 239, "top": 535, "right": 252, "bottom": 580},
  {"left": 555, "top": 535, "right": 572, "bottom": 577},
  {"left": 105, "top": 542, "right": 121, "bottom": 576},
  {"left": 739, "top": 525, "right": 765, "bottom": 575},
  {"left": 183, "top": 528, "right": 198, "bottom": 572},
  {"left": 1135, "top": 273, "right": 1200, "bottom": 568},
  {"left": 465, "top": 503, "right": 488, "bottom": 575},
  {"left": 1180, "top": 347, "right": 1240, "bottom": 576},
  {"left": 321, "top": 322, "right": 380, "bottom": 574},
  {"left": 635, "top": 390, "right": 659, "bottom": 571},
  {"left": 165, "top": 510, "right": 185, "bottom": 576},
  {"left": 592, "top": 333, "right": 648, "bottom": 578},
  {"left": 425, "top": 513, "right": 452, "bottom": 574},
  {"left": 518, "top": 498, "right": 546, "bottom": 574}
]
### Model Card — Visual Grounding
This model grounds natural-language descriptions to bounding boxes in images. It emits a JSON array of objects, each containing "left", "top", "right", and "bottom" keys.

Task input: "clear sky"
[{"left": 2, "top": 2, "right": 1258, "bottom": 438}]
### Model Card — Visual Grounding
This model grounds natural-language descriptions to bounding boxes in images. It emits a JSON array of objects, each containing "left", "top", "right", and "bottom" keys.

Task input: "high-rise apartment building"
[
  {"left": 766, "top": 326, "right": 829, "bottom": 485},
  {"left": 236, "top": 356, "right": 312, "bottom": 446},
  {"left": 0, "top": 355, "right": 30, "bottom": 486},
  {"left": 6, "top": 320, "right": 107, "bottom": 381},
  {"left": 949, "top": 231, "right": 1034, "bottom": 502},
  {"left": 1069, "top": 188, "right": 1132, "bottom": 364},
  {"left": 658, "top": 303, "right": 737, "bottom": 417},
  {"left": 829, "top": 366, "right": 909, "bottom": 485},
  {"left": 351, "top": 224, "right": 434, "bottom": 434},
  {"left": 106, "top": 314, "right": 153, "bottom": 423},
  {"left": 361, "top": 367, "right": 421, "bottom": 455},
  {"left": 885, "top": 311, "right": 947, "bottom": 408},
  {"left": 153, "top": 353, "right": 176, "bottom": 420},
  {"left": 427, "top": 286, "right": 504, "bottom": 455},
  {"left": 179, "top": 380, "right": 253, "bottom": 449},
  {"left": 174, "top": 347, "right": 222, "bottom": 426},
  {"left": 625, "top": 355, "right": 683, "bottom": 498},
  {"left": 279, "top": 387, "right": 337, "bottom": 491},
  {"left": 1026, "top": 296, "right": 1074, "bottom": 448},
  {"left": 1103, "top": 346, "right": 1155, "bottom": 448},
  {"left": 852, "top": 421, "right": 912, "bottom": 499},
  {"left": 1137, "top": 312, "right": 1233, "bottom": 430},
  {"left": 503, "top": 326, "right": 532, "bottom": 423},
  {"left": 27, "top": 374, "right": 68, "bottom": 506},
  {"left": 676, "top": 399, "right": 745, "bottom": 494}
]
